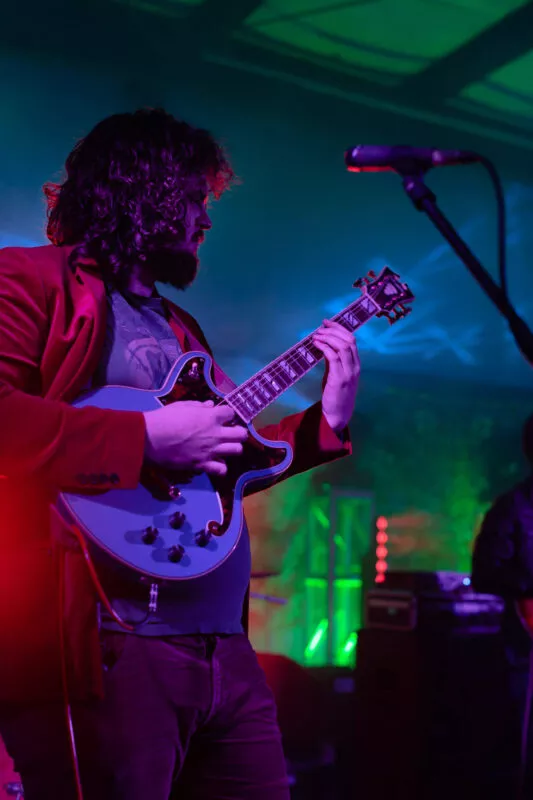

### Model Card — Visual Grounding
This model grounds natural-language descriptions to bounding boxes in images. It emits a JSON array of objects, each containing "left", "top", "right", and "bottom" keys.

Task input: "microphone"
[{"left": 345, "top": 145, "right": 480, "bottom": 174}]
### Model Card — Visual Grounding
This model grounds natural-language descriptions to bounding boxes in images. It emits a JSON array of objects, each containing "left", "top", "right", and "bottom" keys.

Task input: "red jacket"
[{"left": 0, "top": 244, "right": 351, "bottom": 703}]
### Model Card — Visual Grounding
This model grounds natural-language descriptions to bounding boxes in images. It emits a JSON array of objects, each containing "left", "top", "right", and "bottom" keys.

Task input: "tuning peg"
[
  {"left": 392, "top": 305, "right": 412, "bottom": 321},
  {"left": 354, "top": 271, "right": 378, "bottom": 289},
  {"left": 353, "top": 277, "right": 366, "bottom": 289},
  {"left": 389, "top": 307, "right": 410, "bottom": 324},
  {"left": 376, "top": 310, "right": 396, "bottom": 325}
]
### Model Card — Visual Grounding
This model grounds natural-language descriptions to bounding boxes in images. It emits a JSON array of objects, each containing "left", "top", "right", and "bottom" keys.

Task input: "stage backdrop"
[{"left": 0, "top": 39, "right": 531, "bottom": 666}]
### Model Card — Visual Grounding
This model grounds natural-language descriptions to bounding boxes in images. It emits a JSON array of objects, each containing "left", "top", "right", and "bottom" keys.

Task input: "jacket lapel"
[{"left": 43, "top": 256, "right": 108, "bottom": 403}]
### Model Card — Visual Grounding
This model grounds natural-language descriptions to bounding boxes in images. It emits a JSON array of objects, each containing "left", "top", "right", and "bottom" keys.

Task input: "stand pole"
[{"left": 400, "top": 172, "right": 533, "bottom": 366}]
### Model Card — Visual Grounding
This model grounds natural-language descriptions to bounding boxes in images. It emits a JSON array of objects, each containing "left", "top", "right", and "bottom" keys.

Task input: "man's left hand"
[{"left": 312, "top": 319, "right": 360, "bottom": 435}]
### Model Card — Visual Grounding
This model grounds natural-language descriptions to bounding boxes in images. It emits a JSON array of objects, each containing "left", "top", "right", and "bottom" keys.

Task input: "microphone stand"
[{"left": 399, "top": 171, "right": 533, "bottom": 367}]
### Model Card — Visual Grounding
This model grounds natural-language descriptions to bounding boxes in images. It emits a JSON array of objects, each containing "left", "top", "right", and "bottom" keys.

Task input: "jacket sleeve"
[
  {"left": 471, "top": 493, "right": 533, "bottom": 598},
  {"left": 0, "top": 247, "right": 146, "bottom": 493},
  {"left": 256, "top": 401, "right": 351, "bottom": 482}
]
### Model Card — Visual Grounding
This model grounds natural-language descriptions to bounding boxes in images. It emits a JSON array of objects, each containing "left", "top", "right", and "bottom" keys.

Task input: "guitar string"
[
  {"left": 223, "top": 305, "right": 375, "bottom": 417},
  {"left": 213, "top": 277, "right": 396, "bottom": 416},
  {"left": 237, "top": 304, "right": 372, "bottom": 384},
  {"left": 229, "top": 307, "right": 366, "bottom": 402},
  {"left": 227, "top": 309, "right": 372, "bottom": 413}
]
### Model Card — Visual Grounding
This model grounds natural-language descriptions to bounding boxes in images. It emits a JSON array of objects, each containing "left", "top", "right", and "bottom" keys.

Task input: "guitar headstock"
[{"left": 354, "top": 266, "right": 414, "bottom": 324}]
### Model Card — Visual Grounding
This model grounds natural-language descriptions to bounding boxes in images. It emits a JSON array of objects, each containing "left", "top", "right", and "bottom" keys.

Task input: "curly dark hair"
[{"left": 44, "top": 108, "right": 234, "bottom": 287}]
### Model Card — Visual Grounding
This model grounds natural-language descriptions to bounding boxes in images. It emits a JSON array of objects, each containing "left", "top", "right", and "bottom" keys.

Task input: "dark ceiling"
[
  {"left": 2, "top": 0, "right": 533, "bottom": 151},
  {"left": 115, "top": 0, "right": 533, "bottom": 150}
]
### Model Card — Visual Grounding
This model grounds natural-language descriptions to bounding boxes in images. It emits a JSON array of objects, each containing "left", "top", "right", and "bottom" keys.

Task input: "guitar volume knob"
[
  {"left": 169, "top": 512, "right": 186, "bottom": 530},
  {"left": 142, "top": 526, "right": 159, "bottom": 544},
  {"left": 168, "top": 544, "right": 185, "bottom": 563},
  {"left": 195, "top": 529, "right": 212, "bottom": 548},
  {"left": 168, "top": 485, "right": 182, "bottom": 500}
]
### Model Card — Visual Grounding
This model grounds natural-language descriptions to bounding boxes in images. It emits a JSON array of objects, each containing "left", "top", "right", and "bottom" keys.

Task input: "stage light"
[
  {"left": 375, "top": 516, "right": 389, "bottom": 582},
  {"left": 304, "top": 618, "right": 328, "bottom": 660}
]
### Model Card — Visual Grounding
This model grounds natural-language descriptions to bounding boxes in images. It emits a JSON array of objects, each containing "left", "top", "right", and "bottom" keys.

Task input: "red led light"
[{"left": 375, "top": 516, "right": 389, "bottom": 583}]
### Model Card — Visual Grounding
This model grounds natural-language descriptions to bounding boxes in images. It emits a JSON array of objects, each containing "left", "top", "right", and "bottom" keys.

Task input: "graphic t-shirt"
[{"left": 93, "top": 287, "right": 251, "bottom": 636}]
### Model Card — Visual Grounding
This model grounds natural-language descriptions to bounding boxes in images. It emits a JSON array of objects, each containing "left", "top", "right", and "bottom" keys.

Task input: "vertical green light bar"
[
  {"left": 305, "top": 577, "right": 328, "bottom": 666},
  {"left": 332, "top": 578, "right": 362, "bottom": 666},
  {"left": 304, "top": 618, "right": 329, "bottom": 662},
  {"left": 337, "top": 631, "right": 358, "bottom": 667}
]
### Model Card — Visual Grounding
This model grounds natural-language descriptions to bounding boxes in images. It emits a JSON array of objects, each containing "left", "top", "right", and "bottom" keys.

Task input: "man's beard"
[{"left": 148, "top": 246, "right": 199, "bottom": 291}]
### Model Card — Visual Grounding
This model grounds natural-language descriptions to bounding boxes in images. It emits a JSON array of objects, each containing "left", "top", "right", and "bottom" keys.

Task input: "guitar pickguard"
[
  {"left": 142, "top": 355, "right": 289, "bottom": 537},
  {"left": 158, "top": 356, "right": 219, "bottom": 405}
]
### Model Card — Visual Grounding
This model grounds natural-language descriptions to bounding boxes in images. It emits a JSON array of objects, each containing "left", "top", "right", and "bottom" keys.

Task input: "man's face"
[
  {"left": 148, "top": 179, "right": 212, "bottom": 291},
  {"left": 180, "top": 182, "right": 212, "bottom": 256}
]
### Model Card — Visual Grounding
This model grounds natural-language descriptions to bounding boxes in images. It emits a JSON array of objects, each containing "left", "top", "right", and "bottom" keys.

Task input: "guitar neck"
[{"left": 225, "top": 292, "right": 380, "bottom": 423}]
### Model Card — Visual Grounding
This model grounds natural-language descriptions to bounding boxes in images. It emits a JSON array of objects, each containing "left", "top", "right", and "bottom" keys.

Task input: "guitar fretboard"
[{"left": 225, "top": 293, "right": 379, "bottom": 423}]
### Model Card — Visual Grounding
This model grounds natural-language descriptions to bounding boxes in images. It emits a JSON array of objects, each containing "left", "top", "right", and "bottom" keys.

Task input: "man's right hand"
[{"left": 143, "top": 400, "right": 248, "bottom": 476}]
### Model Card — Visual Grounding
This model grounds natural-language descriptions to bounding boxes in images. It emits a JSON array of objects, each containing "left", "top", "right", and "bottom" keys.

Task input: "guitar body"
[{"left": 59, "top": 352, "right": 293, "bottom": 582}]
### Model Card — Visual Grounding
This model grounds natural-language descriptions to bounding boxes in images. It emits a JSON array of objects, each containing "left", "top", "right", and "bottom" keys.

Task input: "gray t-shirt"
[
  {"left": 92, "top": 288, "right": 182, "bottom": 390},
  {"left": 94, "top": 287, "right": 250, "bottom": 636}
]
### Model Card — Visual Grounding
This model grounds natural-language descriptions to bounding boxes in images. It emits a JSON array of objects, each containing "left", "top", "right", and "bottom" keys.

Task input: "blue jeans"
[{"left": 0, "top": 633, "right": 290, "bottom": 799}]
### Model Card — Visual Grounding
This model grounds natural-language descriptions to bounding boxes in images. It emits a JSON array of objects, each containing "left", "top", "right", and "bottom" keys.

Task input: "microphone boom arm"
[{"left": 400, "top": 170, "right": 533, "bottom": 367}]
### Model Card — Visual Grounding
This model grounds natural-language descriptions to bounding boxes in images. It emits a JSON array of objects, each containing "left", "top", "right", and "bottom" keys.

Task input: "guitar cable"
[
  {"left": 517, "top": 643, "right": 533, "bottom": 799},
  {"left": 514, "top": 600, "right": 533, "bottom": 800},
  {"left": 58, "top": 551, "right": 84, "bottom": 800},
  {"left": 51, "top": 505, "right": 141, "bottom": 800}
]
